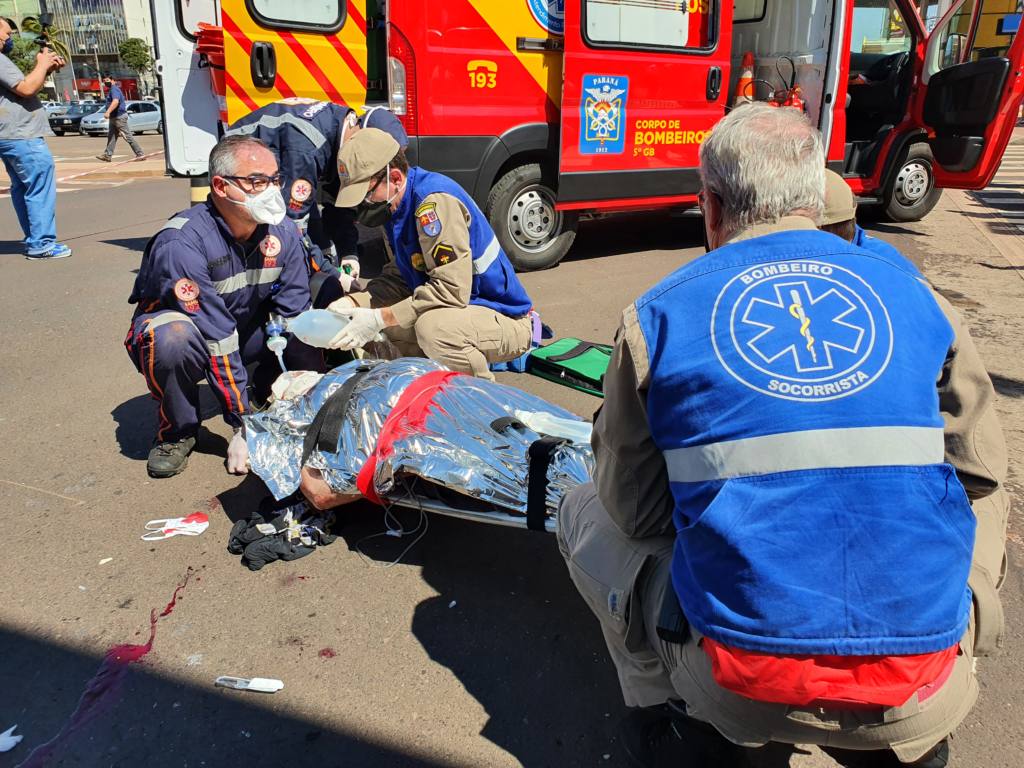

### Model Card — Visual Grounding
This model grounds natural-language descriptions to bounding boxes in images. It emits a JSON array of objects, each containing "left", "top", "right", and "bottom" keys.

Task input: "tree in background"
[
  {"left": 19, "top": 16, "right": 73, "bottom": 61},
  {"left": 5, "top": 33, "right": 38, "bottom": 76},
  {"left": 118, "top": 37, "right": 153, "bottom": 83}
]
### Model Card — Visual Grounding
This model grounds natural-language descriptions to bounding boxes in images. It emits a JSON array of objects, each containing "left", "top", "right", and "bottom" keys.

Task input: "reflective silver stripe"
[
  {"left": 473, "top": 237, "right": 501, "bottom": 275},
  {"left": 144, "top": 311, "right": 196, "bottom": 332},
  {"left": 207, "top": 330, "right": 240, "bottom": 357},
  {"left": 160, "top": 216, "right": 190, "bottom": 232},
  {"left": 142, "top": 312, "right": 238, "bottom": 357},
  {"left": 212, "top": 267, "right": 283, "bottom": 295},
  {"left": 226, "top": 113, "right": 327, "bottom": 149},
  {"left": 664, "top": 426, "right": 946, "bottom": 484}
]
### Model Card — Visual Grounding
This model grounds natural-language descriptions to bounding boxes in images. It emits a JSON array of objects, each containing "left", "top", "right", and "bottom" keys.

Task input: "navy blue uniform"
[
  {"left": 227, "top": 100, "right": 407, "bottom": 268},
  {"left": 125, "top": 200, "right": 321, "bottom": 441}
]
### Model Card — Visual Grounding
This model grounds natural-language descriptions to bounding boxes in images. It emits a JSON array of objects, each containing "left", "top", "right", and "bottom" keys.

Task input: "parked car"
[
  {"left": 43, "top": 101, "right": 69, "bottom": 116},
  {"left": 49, "top": 103, "right": 104, "bottom": 135},
  {"left": 80, "top": 101, "right": 163, "bottom": 136}
]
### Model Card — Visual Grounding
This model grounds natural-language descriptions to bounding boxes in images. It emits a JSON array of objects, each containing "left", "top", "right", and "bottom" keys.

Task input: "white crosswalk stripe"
[{"left": 969, "top": 140, "right": 1024, "bottom": 235}]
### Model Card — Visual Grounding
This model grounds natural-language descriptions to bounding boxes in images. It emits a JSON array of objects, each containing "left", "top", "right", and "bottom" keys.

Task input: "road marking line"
[{"left": 0, "top": 479, "right": 86, "bottom": 506}]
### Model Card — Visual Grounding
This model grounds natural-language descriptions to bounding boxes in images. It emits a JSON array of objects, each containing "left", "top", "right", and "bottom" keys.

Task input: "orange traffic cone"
[{"left": 734, "top": 52, "right": 755, "bottom": 107}]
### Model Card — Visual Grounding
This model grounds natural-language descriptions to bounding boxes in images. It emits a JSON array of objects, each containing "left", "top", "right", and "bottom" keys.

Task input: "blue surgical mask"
[{"left": 1, "top": 37, "right": 14, "bottom": 56}]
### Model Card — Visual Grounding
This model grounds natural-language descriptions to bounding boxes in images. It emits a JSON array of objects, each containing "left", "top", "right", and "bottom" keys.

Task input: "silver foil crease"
[{"left": 243, "top": 359, "right": 594, "bottom": 531}]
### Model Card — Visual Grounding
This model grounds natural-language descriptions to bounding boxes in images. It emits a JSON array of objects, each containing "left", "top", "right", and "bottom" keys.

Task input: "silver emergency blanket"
[{"left": 243, "top": 359, "right": 594, "bottom": 531}]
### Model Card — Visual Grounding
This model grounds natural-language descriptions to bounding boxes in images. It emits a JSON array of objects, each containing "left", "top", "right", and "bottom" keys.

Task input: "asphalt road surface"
[{"left": 0, "top": 137, "right": 1022, "bottom": 768}]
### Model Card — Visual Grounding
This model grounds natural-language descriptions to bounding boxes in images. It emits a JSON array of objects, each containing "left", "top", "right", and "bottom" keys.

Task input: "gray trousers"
[
  {"left": 104, "top": 115, "right": 143, "bottom": 158},
  {"left": 556, "top": 482, "right": 979, "bottom": 763}
]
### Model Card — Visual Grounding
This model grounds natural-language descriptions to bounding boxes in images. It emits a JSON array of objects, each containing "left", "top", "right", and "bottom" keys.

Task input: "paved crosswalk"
[{"left": 970, "top": 140, "right": 1024, "bottom": 233}]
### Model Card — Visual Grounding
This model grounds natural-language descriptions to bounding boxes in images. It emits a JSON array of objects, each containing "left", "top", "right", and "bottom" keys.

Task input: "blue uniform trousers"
[{"left": 125, "top": 309, "right": 323, "bottom": 442}]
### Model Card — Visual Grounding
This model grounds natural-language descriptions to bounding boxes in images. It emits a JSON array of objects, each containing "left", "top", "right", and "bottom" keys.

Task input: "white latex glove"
[
  {"left": 326, "top": 296, "right": 356, "bottom": 312},
  {"left": 340, "top": 257, "right": 360, "bottom": 280},
  {"left": 328, "top": 306, "right": 385, "bottom": 350},
  {"left": 227, "top": 429, "right": 250, "bottom": 475}
]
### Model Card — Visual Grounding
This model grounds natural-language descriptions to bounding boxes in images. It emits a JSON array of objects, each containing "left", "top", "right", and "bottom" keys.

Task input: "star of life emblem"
[{"left": 710, "top": 261, "right": 893, "bottom": 401}]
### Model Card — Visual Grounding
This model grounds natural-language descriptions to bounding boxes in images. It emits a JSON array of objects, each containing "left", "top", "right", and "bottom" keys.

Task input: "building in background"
[
  {"left": 41, "top": 0, "right": 154, "bottom": 100},
  {"left": 0, "top": 1, "right": 43, "bottom": 26}
]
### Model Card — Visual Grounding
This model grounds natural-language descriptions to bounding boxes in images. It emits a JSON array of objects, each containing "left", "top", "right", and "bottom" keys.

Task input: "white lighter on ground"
[{"left": 214, "top": 676, "right": 284, "bottom": 693}]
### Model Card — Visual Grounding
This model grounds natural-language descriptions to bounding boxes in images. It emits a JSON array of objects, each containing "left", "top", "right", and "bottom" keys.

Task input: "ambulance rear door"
[
  {"left": 219, "top": 1, "right": 379, "bottom": 123},
  {"left": 151, "top": 0, "right": 221, "bottom": 176},
  {"left": 910, "top": 0, "right": 1024, "bottom": 188},
  {"left": 558, "top": 0, "right": 733, "bottom": 208}
]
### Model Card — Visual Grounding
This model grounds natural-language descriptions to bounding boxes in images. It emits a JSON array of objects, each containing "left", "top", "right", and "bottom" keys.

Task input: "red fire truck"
[{"left": 152, "top": 0, "right": 1024, "bottom": 269}]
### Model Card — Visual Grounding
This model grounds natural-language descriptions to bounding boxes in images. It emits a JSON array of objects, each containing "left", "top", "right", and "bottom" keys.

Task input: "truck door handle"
[
  {"left": 706, "top": 67, "right": 722, "bottom": 101},
  {"left": 251, "top": 42, "right": 277, "bottom": 89}
]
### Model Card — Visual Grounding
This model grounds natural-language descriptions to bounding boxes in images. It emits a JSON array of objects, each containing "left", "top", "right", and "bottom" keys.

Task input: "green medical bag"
[{"left": 528, "top": 338, "right": 613, "bottom": 397}]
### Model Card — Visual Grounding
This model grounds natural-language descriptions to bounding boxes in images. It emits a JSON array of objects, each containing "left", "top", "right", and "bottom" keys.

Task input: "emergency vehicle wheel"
[
  {"left": 487, "top": 164, "right": 578, "bottom": 271},
  {"left": 882, "top": 144, "right": 942, "bottom": 222}
]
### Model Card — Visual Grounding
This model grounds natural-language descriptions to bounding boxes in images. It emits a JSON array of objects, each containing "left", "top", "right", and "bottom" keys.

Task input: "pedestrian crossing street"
[{"left": 969, "top": 140, "right": 1024, "bottom": 234}]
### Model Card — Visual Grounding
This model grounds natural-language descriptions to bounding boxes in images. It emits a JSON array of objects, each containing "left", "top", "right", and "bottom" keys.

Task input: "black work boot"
[
  {"left": 147, "top": 436, "right": 197, "bottom": 478},
  {"left": 620, "top": 702, "right": 750, "bottom": 767},
  {"left": 620, "top": 704, "right": 674, "bottom": 767}
]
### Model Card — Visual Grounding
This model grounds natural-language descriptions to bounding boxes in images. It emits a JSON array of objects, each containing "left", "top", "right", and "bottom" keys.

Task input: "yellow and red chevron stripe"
[{"left": 220, "top": 0, "right": 369, "bottom": 123}]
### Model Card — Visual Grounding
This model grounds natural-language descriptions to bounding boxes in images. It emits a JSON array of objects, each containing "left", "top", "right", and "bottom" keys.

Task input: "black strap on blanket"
[
  {"left": 543, "top": 341, "right": 613, "bottom": 364},
  {"left": 490, "top": 416, "right": 526, "bottom": 434},
  {"left": 526, "top": 436, "right": 567, "bottom": 532},
  {"left": 301, "top": 362, "right": 379, "bottom": 467}
]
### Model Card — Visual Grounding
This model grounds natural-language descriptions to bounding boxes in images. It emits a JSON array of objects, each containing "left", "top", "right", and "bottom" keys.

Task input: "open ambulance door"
[
  {"left": 219, "top": 1, "right": 380, "bottom": 124},
  {"left": 911, "top": 0, "right": 1024, "bottom": 188},
  {"left": 558, "top": 0, "right": 733, "bottom": 209},
  {"left": 151, "top": 0, "right": 221, "bottom": 177}
]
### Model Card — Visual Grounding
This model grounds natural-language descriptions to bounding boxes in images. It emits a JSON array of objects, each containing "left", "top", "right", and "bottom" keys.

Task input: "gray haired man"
[{"left": 557, "top": 103, "right": 1008, "bottom": 767}]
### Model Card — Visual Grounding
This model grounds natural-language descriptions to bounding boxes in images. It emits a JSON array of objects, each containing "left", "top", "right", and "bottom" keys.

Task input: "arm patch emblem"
[
  {"left": 431, "top": 243, "right": 456, "bottom": 266},
  {"left": 416, "top": 202, "right": 442, "bottom": 238}
]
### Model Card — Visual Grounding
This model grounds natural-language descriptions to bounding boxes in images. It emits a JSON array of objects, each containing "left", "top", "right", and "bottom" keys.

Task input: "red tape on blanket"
[{"left": 356, "top": 370, "right": 465, "bottom": 504}]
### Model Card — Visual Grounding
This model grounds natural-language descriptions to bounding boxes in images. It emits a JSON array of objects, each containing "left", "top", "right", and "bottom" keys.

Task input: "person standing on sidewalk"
[
  {"left": 0, "top": 18, "right": 72, "bottom": 260},
  {"left": 96, "top": 75, "right": 143, "bottom": 162}
]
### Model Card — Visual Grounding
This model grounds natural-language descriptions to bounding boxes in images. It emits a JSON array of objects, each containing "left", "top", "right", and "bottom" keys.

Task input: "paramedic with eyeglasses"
[
  {"left": 324, "top": 128, "right": 536, "bottom": 380},
  {"left": 226, "top": 98, "right": 408, "bottom": 300},
  {"left": 125, "top": 135, "right": 324, "bottom": 479}
]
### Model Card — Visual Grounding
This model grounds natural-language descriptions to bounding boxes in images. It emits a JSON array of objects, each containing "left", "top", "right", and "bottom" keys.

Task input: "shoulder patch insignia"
[
  {"left": 260, "top": 234, "right": 282, "bottom": 259},
  {"left": 431, "top": 243, "right": 456, "bottom": 267},
  {"left": 174, "top": 277, "right": 201, "bottom": 312},
  {"left": 290, "top": 178, "right": 312, "bottom": 202},
  {"left": 417, "top": 202, "right": 442, "bottom": 238},
  {"left": 410, "top": 252, "right": 426, "bottom": 272}
]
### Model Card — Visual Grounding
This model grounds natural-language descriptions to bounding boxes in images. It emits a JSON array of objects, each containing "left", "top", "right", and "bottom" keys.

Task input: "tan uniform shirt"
[
  {"left": 593, "top": 217, "right": 1009, "bottom": 651},
  {"left": 350, "top": 192, "right": 476, "bottom": 328}
]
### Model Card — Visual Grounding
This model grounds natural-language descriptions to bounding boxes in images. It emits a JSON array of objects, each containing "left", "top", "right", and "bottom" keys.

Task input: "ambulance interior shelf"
[{"left": 726, "top": 0, "right": 838, "bottom": 126}]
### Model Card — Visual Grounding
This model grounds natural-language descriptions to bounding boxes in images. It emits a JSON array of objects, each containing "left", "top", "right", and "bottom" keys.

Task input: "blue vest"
[
  {"left": 853, "top": 224, "right": 904, "bottom": 261},
  {"left": 387, "top": 167, "right": 532, "bottom": 317},
  {"left": 635, "top": 228, "right": 975, "bottom": 656}
]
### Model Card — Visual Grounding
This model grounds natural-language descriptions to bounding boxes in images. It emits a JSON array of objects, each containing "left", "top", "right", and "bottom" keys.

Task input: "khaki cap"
[
  {"left": 336, "top": 128, "right": 401, "bottom": 208},
  {"left": 822, "top": 169, "right": 856, "bottom": 225}
]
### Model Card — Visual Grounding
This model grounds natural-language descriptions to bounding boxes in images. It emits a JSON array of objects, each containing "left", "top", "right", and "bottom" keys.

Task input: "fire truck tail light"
[
  {"left": 387, "top": 25, "right": 417, "bottom": 135},
  {"left": 388, "top": 57, "right": 406, "bottom": 114}
]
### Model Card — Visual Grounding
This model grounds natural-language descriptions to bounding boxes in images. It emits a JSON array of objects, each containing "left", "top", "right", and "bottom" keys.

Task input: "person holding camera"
[{"left": 0, "top": 17, "right": 72, "bottom": 260}]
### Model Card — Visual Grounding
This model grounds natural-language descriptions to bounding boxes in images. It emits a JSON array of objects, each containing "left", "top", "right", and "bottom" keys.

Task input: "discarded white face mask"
[
  {"left": 142, "top": 512, "right": 210, "bottom": 541},
  {"left": 228, "top": 183, "right": 287, "bottom": 225}
]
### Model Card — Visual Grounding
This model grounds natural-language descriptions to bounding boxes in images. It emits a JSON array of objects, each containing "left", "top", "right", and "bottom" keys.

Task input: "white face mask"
[{"left": 227, "top": 182, "right": 287, "bottom": 226}]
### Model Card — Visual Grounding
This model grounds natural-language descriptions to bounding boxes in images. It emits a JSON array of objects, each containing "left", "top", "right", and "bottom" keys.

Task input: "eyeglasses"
[
  {"left": 223, "top": 173, "right": 283, "bottom": 194},
  {"left": 363, "top": 172, "right": 387, "bottom": 204}
]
